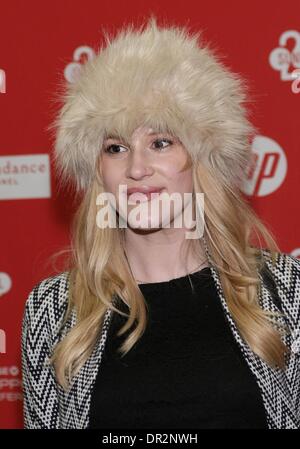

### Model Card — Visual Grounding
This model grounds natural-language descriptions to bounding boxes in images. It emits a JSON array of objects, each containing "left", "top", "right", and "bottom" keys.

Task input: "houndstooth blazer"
[{"left": 21, "top": 248, "right": 300, "bottom": 429}]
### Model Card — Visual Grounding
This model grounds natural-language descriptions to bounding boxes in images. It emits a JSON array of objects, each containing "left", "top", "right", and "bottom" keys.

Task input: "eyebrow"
[{"left": 104, "top": 130, "right": 171, "bottom": 141}]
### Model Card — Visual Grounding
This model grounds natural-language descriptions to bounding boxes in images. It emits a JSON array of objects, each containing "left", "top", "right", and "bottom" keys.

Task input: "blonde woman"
[{"left": 21, "top": 16, "right": 300, "bottom": 429}]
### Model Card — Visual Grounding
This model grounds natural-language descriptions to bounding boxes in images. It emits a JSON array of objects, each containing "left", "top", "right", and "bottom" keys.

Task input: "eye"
[
  {"left": 103, "top": 137, "right": 173, "bottom": 155},
  {"left": 103, "top": 144, "right": 127, "bottom": 155},
  {"left": 152, "top": 138, "right": 173, "bottom": 150}
]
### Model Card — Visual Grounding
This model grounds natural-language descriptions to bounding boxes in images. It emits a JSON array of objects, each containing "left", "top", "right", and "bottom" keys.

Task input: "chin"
[{"left": 127, "top": 216, "right": 164, "bottom": 230}]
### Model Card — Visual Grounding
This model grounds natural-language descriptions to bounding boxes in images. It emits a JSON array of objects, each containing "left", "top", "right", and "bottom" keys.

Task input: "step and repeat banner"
[{"left": 0, "top": 0, "right": 299, "bottom": 429}]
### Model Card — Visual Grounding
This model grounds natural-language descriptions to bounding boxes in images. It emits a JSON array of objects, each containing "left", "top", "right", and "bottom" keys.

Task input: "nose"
[{"left": 125, "top": 149, "right": 153, "bottom": 179}]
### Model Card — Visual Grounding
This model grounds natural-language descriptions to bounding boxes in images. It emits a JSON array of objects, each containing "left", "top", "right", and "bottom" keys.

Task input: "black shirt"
[{"left": 89, "top": 267, "right": 268, "bottom": 429}]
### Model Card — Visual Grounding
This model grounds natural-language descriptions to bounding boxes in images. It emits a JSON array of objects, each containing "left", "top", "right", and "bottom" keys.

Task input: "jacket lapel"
[{"left": 58, "top": 304, "right": 113, "bottom": 428}]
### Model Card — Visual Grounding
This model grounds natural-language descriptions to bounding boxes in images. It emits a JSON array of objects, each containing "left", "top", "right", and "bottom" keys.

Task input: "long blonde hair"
[
  {"left": 48, "top": 159, "right": 288, "bottom": 390},
  {"left": 47, "top": 15, "right": 289, "bottom": 389}
]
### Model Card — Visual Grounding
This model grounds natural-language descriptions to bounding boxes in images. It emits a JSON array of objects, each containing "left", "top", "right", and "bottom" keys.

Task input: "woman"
[{"left": 21, "top": 15, "right": 300, "bottom": 429}]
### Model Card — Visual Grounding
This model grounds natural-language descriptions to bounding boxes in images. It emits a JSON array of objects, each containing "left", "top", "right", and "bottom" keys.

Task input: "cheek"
[
  {"left": 161, "top": 149, "right": 193, "bottom": 192},
  {"left": 166, "top": 167, "right": 193, "bottom": 193},
  {"left": 100, "top": 159, "right": 121, "bottom": 192}
]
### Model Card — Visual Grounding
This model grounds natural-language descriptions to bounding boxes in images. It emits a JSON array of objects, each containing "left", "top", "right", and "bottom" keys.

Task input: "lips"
[
  {"left": 126, "top": 186, "right": 164, "bottom": 195},
  {"left": 126, "top": 186, "right": 164, "bottom": 204}
]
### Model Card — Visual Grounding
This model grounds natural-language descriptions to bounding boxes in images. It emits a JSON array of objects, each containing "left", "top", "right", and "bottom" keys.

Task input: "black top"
[{"left": 89, "top": 267, "right": 268, "bottom": 429}]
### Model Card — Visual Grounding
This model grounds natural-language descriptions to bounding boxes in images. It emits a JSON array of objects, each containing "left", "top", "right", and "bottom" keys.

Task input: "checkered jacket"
[{"left": 21, "top": 249, "right": 300, "bottom": 428}]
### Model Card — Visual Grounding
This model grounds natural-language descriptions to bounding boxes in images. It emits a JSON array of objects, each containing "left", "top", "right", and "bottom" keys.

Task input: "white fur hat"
[{"left": 51, "top": 15, "right": 256, "bottom": 192}]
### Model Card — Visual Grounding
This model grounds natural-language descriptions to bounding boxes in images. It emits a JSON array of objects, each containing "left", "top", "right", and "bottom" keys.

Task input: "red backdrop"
[{"left": 0, "top": 0, "right": 299, "bottom": 429}]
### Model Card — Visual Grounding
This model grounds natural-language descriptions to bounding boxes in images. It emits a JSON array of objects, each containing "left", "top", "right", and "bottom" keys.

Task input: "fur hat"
[{"left": 51, "top": 15, "right": 257, "bottom": 192}]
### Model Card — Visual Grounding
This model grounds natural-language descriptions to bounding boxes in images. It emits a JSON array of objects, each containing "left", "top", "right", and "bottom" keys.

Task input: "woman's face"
[{"left": 99, "top": 125, "right": 194, "bottom": 230}]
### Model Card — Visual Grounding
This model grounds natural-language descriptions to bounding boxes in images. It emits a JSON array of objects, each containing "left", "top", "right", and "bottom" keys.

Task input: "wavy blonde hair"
[
  {"left": 49, "top": 162, "right": 289, "bottom": 390},
  {"left": 47, "top": 15, "right": 289, "bottom": 390}
]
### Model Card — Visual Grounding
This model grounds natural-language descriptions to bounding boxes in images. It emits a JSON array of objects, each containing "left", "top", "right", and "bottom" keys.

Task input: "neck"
[{"left": 122, "top": 226, "right": 209, "bottom": 284}]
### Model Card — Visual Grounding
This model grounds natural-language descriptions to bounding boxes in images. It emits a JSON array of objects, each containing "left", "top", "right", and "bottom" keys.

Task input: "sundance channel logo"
[
  {"left": 0, "top": 154, "right": 51, "bottom": 200},
  {"left": 95, "top": 185, "right": 205, "bottom": 240}
]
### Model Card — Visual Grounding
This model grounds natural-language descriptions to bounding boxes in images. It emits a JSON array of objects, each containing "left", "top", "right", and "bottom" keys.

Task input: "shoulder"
[
  {"left": 259, "top": 248, "right": 300, "bottom": 336},
  {"left": 260, "top": 248, "right": 300, "bottom": 288},
  {"left": 21, "top": 272, "right": 70, "bottom": 428},
  {"left": 22, "top": 271, "right": 71, "bottom": 345}
]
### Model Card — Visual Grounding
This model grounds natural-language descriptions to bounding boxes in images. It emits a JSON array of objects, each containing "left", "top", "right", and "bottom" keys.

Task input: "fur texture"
[{"left": 51, "top": 15, "right": 257, "bottom": 192}]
